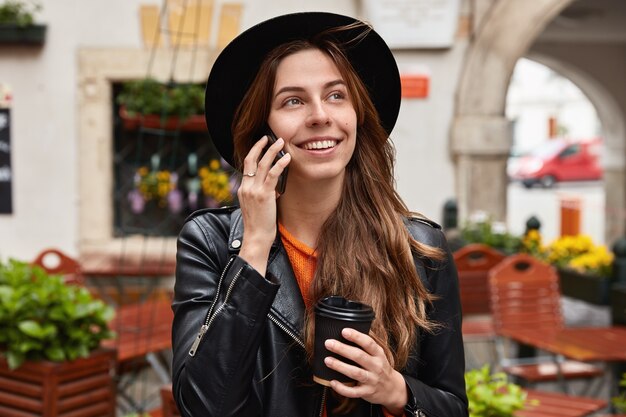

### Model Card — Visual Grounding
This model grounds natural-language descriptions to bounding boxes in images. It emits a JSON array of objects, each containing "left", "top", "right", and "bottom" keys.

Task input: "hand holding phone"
[{"left": 264, "top": 128, "right": 288, "bottom": 194}]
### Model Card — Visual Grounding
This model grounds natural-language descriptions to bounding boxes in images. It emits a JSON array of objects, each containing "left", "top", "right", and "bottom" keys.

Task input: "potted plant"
[
  {"left": 465, "top": 365, "right": 531, "bottom": 417},
  {"left": 460, "top": 211, "right": 523, "bottom": 255},
  {"left": 0, "top": 0, "right": 46, "bottom": 45},
  {"left": 523, "top": 231, "right": 614, "bottom": 305},
  {"left": 116, "top": 77, "right": 206, "bottom": 131},
  {"left": 0, "top": 258, "right": 117, "bottom": 416}
]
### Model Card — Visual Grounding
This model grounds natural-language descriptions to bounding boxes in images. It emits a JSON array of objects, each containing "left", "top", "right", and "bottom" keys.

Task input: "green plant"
[
  {"left": 0, "top": 0, "right": 41, "bottom": 26},
  {"left": 0, "top": 259, "right": 114, "bottom": 370},
  {"left": 460, "top": 214, "right": 522, "bottom": 254},
  {"left": 612, "top": 372, "right": 626, "bottom": 413},
  {"left": 117, "top": 78, "right": 205, "bottom": 120},
  {"left": 465, "top": 365, "right": 530, "bottom": 417}
]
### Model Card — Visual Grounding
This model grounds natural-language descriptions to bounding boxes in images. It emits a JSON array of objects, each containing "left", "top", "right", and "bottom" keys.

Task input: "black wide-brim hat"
[{"left": 205, "top": 11, "right": 401, "bottom": 168}]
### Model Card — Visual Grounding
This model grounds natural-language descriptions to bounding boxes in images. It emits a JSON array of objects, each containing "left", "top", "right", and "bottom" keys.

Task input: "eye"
[
  {"left": 328, "top": 91, "right": 346, "bottom": 101},
  {"left": 283, "top": 97, "right": 303, "bottom": 107}
]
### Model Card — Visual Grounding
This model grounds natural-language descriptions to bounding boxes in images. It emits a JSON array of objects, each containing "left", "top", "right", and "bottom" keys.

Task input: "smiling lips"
[{"left": 301, "top": 139, "right": 338, "bottom": 150}]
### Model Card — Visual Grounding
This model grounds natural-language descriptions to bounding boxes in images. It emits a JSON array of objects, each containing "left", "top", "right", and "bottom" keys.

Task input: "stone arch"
[
  {"left": 451, "top": 0, "right": 575, "bottom": 221},
  {"left": 527, "top": 52, "right": 626, "bottom": 243}
]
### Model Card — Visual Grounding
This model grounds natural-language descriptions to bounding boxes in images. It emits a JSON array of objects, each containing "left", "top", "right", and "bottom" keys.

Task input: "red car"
[{"left": 510, "top": 138, "right": 603, "bottom": 188}]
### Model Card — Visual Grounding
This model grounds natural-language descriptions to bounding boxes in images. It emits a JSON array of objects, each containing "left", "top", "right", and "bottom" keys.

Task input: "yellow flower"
[
  {"left": 134, "top": 167, "right": 175, "bottom": 203},
  {"left": 544, "top": 234, "right": 613, "bottom": 277},
  {"left": 209, "top": 159, "right": 220, "bottom": 170},
  {"left": 198, "top": 162, "right": 237, "bottom": 204}
]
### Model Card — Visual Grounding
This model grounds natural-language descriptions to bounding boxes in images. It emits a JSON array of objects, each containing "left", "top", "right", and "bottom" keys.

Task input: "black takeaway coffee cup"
[{"left": 313, "top": 295, "right": 375, "bottom": 386}]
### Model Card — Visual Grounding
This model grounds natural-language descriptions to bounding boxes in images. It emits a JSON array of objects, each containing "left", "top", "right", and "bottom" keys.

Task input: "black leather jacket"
[{"left": 172, "top": 206, "right": 468, "bottom": 417}]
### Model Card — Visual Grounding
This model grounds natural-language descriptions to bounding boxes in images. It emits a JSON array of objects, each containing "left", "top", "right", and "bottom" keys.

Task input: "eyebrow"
[{"left": 274, "top": 79, "right": 346, "bottom": 98}]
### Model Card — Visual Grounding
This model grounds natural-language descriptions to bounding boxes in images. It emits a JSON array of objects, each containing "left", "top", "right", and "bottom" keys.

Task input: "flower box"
[
  {"left": 0, "top": 24, "right": 46, "bottom": 45},
  {"left": 0, "top": 348, "right": 116, "bottom": 416},
  {"left": 558, "top": 267, "right": 613, "bottom": 306},
  {"left": 119, "top": 106, "right": 206, "bottom": 132}
]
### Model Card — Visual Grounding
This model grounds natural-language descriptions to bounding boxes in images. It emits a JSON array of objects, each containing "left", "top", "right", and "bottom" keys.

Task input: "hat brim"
[{"left": 205, "top": 11, "right": 401, "bottom": 168}]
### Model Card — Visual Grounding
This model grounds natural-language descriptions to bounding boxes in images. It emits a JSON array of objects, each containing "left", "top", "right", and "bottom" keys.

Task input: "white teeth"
[{"left": 303, "top": 140, "right": 337, "bottom": 150}]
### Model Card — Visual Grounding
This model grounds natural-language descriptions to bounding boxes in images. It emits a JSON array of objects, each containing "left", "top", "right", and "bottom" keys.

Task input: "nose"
[{"left": 305, "top": 100, "right": 331, "bottom": 127}]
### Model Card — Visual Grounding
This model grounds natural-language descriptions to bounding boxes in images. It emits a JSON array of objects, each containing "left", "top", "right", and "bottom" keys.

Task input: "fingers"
[
  {"left": 322, "top": 328, "right": 389, "bottom": 400},
  {"left": 335, "top": 328, "right": 384, "bottom": 360},
  {"left": 241, "top": 135, "right": 290, "bottom": 192},
  {"left": 324, "top": 331, "right": 381, "bottom": 379},
  {"left": 242, "top": 135, "right": 269, "bottom": 177}
]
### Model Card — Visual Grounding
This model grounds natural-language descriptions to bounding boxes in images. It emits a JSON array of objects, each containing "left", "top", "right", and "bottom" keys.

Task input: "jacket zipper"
[
  {"left": 267, "top": 314, "right": 325, "bottom": 416},
  {"left": 319, "top": 387, "right": 327, "bottom": 417},
  {"left": 267, "top": 314, "right": 305, "bottom": 348},
  {"left": 189, "top": 257, "right": 240, "bottom": 356}
]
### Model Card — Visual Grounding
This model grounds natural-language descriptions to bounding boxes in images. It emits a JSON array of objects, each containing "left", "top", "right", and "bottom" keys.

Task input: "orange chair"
[
  {"left": 32, "top": 248, "right": 84, "bottom": 285},
  {"left": 489, "top": 254, "right": 604, "bottom": 392},
  {"left": 453, "top": 244, "right": 506, "bottom": 367}
]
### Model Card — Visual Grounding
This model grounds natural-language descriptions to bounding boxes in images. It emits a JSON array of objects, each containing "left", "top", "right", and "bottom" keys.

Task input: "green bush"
[
  {"left": 0, "top": 259, "right": 114, "bottom": 370},
  {"left": 116, "top": 78, "right": 205, "bottom": 120},
  {"left": 466, "top": 365, "right": 529, "bottom": 417},
  {"left": 460, "top": 215, "right": 523, "bottom": 255},
  {"left": 0, "top": 0, "right": 41, "bottom": 26}
]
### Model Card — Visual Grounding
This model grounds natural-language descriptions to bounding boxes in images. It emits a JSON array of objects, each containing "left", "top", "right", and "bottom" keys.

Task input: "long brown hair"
[{"left": 232, "top": 22, "right": 442, "bottom": 376}]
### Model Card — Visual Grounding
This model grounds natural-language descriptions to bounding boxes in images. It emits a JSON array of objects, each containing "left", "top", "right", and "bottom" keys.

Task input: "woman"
[{"left": 172, "top": 11, "right": 468, "bottom": 417}]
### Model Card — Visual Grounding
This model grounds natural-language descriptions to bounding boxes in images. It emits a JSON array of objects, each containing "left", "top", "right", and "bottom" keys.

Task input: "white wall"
[
  {"left": 394, "top": 47, "right": 466, "bottom": 221},
  {"left": 0, "top": 0, "right": 464, "bottom": 260},
  {"left": 0, "top": 0, "right": 149, "bottom": 261}
]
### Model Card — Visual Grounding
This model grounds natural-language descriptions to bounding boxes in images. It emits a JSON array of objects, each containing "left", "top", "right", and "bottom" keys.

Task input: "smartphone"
[{"left": 264, "top": 127, "right": 288, "bottom": 194}]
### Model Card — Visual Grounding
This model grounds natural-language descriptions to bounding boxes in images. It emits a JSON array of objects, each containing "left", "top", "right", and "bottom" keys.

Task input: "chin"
[{"left": 307, "top": 168, "right": 346, "bottom": 183}]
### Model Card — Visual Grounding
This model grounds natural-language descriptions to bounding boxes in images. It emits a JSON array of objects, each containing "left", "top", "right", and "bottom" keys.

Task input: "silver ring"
[{"left": 245, "top": 171, "right": 256, "bottom": 177}]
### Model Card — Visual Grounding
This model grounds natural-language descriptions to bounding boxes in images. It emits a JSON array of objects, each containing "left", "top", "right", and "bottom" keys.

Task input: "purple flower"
[
  {"left": 128, "top": 189, "right": 145, "bottom": 214},
  {"left": 168, "top": 189, "right": 183, "bottom": 214}
]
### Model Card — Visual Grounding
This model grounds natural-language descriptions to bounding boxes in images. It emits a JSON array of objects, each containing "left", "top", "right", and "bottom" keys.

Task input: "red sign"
[{"left": 401, "top": 74, "right": 429, "bottom": 98}]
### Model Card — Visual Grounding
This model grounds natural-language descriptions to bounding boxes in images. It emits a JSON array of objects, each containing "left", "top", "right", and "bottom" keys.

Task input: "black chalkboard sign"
[{"left": 0, "top": 108, "right": 12, "bottom": 214}]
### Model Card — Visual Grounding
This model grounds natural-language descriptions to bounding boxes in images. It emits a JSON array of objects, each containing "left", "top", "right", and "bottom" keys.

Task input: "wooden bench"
[
  {"left": 453, "top": 244, "right": 505, "bottom": 366},
  {"left": 489, "top": 254, "right": 604, "bottom": 390},
  {"left": 102, "top": 298, "right": 173, "bottom": 364},
  {"left": 32, "top": 248, "right": 85, "bottom": 285},
  {"left": 516, "top": 389, "right": 607, "bottom": 417}
]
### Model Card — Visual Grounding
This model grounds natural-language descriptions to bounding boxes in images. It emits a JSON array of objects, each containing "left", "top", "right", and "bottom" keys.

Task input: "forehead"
[{"left": 273, "top": 49, "right": 344, "bottom": 87}]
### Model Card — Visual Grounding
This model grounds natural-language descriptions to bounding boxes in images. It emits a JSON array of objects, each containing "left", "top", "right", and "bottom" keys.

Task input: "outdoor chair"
[
  {"left": 453, "top": 243, "right": 506, "bottom": 368},
  {"left": 488, "top": 253, "right": 605, "bottom": 394},
  {"left": 518, "top": 389, "right": 607, "bottom": 417},
  {"left": 32, "top": 247, "right": 85, "bottom": 285}
]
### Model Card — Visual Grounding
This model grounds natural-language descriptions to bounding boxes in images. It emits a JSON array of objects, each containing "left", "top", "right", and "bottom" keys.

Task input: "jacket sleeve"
[
  {"left": 171, "top": 217, "right": 280, "bottom": 417},
  {"left": 403, "top": 226, "right": 469, "bottom": 417}
]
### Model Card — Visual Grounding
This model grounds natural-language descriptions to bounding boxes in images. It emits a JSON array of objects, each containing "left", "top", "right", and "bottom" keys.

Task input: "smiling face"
[{"left": 267, "top": 48, "right": 357, "bottom": 186}]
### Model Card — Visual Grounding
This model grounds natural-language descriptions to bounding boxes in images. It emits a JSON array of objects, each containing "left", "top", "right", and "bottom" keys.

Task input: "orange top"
[
  {"left": 278, "top": 223, "right": 318, "bottom": 308},
  {"left": 278, "top": 224, "right": 398, "bottom": 417}
]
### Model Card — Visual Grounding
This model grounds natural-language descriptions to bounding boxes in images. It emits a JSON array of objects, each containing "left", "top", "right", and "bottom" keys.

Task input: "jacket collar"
[{"left": 228, "top": 208, "right": 306, "bottom": 341}]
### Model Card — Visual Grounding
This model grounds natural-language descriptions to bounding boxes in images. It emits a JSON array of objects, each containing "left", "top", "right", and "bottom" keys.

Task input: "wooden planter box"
[
  {"left": 0, "top": 348, "right": 116, "bottom": 417},
  {"left": 558, "top": 268, "right": 612, "bottom": 306},
  {"left": 119, "top": 107, "right": 206, "bottom": 132},
  {"left": 0, "top": 24, "right": 47, "bottom": 45}
]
